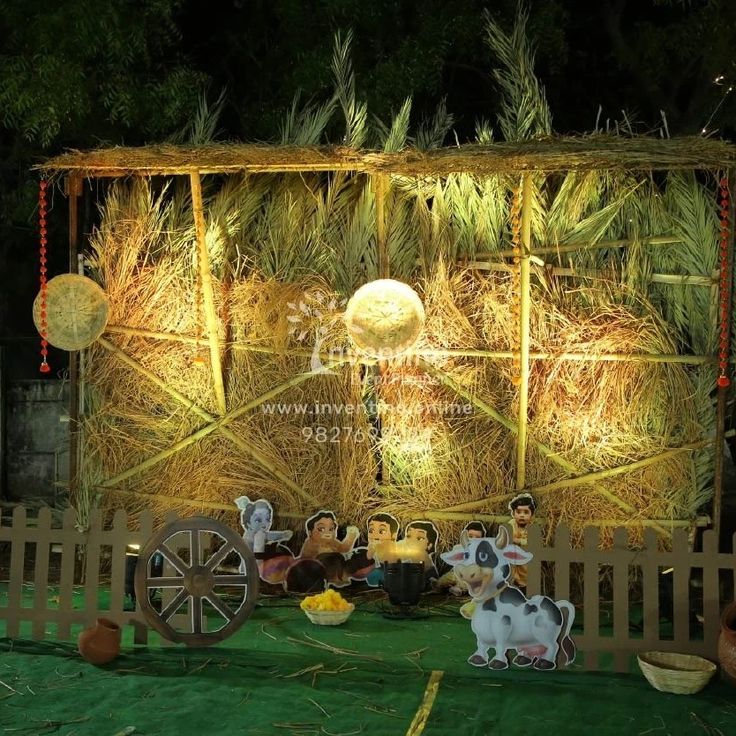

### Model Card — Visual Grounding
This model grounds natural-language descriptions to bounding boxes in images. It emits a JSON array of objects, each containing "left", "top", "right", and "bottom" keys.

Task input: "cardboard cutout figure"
[
  {"left": 508, "top": 493, "right": 537, "bottom": 594},
  {"left": 441, "top": 526, "right": 576, "bottom": 671},
  {"left": 403, "top": 520, "right": 440, "bottom": 585},
  {"left": 285, "top": 510, "right": 360, "bottom": 591},
  {"left": 234, "top": 496, "right": 294, "bottom": 584},
  {"left": 345, "top": 512, "right": 400, "bottom": 586},
  {"left": 435, "top": 521, "right": 488, "bottom": 595}
]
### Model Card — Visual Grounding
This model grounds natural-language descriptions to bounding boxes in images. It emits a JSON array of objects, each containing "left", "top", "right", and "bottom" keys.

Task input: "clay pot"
[
  {"left": 77, "top": 617, "right": 121, "bottom": 665},
  {"left": 718, "top": 601, "right": 736, "bottom": 685}
]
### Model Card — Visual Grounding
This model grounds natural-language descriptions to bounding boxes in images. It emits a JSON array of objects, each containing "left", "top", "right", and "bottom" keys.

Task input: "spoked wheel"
[{"left": 134, "top": 516, "right": 259, "bottom": 646}]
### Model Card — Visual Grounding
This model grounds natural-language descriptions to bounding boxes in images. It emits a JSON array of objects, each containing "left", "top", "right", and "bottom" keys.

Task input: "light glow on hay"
[{"left": 344, "top": 279, "right": 425, "bottom": 357}]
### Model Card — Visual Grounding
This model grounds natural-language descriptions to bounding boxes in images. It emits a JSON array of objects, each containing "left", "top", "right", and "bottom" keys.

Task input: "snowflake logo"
[{"left": 287, "top": 291, "right": 349, "bottom": 373}]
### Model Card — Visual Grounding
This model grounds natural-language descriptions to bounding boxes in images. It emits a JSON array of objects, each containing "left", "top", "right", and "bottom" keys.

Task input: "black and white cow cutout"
[{"left": 441, "top": 526, "right": 576, "bottom": 671}]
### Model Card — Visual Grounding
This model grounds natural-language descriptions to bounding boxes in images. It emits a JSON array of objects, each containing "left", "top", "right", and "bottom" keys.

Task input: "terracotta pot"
[
  {"left": 718, "top": 602, "right": 736, "bottom": 685},
  {"left": 77, "top": 617, "right": 121, "bottom": 665}
]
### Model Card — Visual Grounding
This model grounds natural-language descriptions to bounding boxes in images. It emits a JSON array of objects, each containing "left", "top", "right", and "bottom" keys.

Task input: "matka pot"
[
  {"left": 718, "top": 601, "right": 736, "bottom": 685},
  {"left": 78, "top": 617, "right": 121, "bottom": 665}
]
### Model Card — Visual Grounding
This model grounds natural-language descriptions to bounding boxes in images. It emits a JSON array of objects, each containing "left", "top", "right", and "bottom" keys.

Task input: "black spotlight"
[{"left": 381, "top": 561, "right": 429, "bottom": 619}]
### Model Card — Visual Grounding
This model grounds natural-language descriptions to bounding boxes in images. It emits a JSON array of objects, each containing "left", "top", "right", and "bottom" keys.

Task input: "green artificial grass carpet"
[{"left": 1, "top": 596, "right": 735, "bottom": 736}]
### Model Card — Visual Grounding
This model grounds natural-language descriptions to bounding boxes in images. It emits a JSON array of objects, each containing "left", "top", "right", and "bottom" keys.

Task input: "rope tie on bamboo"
[
  {"left": 38, "top": 178, "right": 50, "bottom": 374},
  {"left": 509, "top": 184, "right": 522, "bottom": 387},
  {"left": 717, "top": 176, "right": 731, "bottom": 389}
]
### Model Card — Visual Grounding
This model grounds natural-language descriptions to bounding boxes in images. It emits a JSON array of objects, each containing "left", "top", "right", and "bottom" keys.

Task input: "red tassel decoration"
[
  {"left": 38, "top": 179, "right": 50, "bottom": 374},
  {"left": 717, "top": 176, "right": 731, "bottom": 389}
]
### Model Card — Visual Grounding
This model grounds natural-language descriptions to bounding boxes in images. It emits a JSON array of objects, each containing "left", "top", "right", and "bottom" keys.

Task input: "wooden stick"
[
  {"left": 481, "top": 234, "right": 682, "bottom": 260},
  {"left": 516, "top": 174, "right": 533, "bottom": 490},
  {"left": 713, "top": 170, "right": 735, "bottom": 539},
  {"left": 97, "top": 336, "right": 322, "bottom": 506},
  {"left": 190, "top": 170, "right": 227, "bottom": 415},
  {"left": 418, "top": 358, "right": 671, "bottom": 538}
]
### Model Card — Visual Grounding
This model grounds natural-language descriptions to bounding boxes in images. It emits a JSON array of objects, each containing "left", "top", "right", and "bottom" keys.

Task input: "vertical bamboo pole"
[
  {"left": 190, "top": 171, "right": 227, "bottom": 416},
  {"left": 714, "top": 170, "right": 735, "bottom": 540},
  {"left": 515, "top": 174, "right": 533, "bottom": 490},
  {"left": 66, "top": 175, "right": 82, "bottom": 503},
  {"left": 373, "top": 174, "right": 390, "bottom": 279},
  {"left": 371, "top": 174, "right": 391, "bottom": 483}
]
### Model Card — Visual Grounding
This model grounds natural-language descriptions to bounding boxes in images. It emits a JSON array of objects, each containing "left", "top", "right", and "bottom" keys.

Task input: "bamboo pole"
[
  {"left": 190, "top": 170, "right": 227, "bottom": 415},
  {"left": 373, "top": 173, "right": 390, "bottom": 279},
  {"left": 98, "top": 358, "right": 348, "bottom": 496},
  {"left": 713, "top": 171, "right": 735, "bottom": 540},
  {"left": 99, "top": 485, "right": 308, "bottom": 519},
  {"left": 97, "top": 336, "right": 324, "bottom": 507},
  {"left": 481, "top": 234, "right": 682, "bottom": 260},
  {"left": 67, "top": 175, "right": 82, "bottom": 504},
  {"left": 104, "top": 325, "right": 727, "bottom": 365},
  {"left": 418, "top": 358, "right": 671, "bottom": 538},
  {"left": 516, "top": 174, "right": 533, "bottom": 490},
  {"left": 466, "top": 260, "right": 716, "bottom": 286},
  {"left": 437, "top": 429, "right": 735, "bottom": 516}
]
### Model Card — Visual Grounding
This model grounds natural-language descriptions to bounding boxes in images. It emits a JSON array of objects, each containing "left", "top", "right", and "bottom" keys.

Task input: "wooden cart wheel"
[{"left": 134, "top": 516, "right": 259, "bottom": 646}]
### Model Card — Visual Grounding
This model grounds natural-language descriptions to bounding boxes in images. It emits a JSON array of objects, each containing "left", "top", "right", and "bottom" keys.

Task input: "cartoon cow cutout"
[{"left": 441, "top": 526, "right": 576, "bottom": 671}]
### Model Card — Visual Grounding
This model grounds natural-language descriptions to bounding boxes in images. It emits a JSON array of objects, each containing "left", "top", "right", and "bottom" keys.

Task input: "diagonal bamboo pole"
[
  {"left": 439, "top": 437, "right": 726, "bottom": 512},
  {"left": 98, "top": 336, "right": 319, "bottom": 505},
  {"left": 190, "top": 170, "right": 227, "bottom": 415},
  {"left": 98, "top": 343, "right": 347, "bottom": 503},
  {"left": 516, "top": 174, "right": 533, "bottom": 490},
  {"left": 98, "top": 485, "right": 307, "bottom": 519},
  {"left": 418, "top": 358, "right": 671, "bottom": 538}
]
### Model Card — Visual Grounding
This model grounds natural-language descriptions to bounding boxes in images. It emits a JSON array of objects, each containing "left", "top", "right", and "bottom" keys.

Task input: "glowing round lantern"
[
  {"left": 32, "top": 274, "right": 110, "bottom": 351},
  {"left": 344, "top": 279, "right": 424, "bottom": 357}
]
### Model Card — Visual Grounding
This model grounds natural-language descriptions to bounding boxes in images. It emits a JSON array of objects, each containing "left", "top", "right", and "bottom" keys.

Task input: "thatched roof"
[{"left": 40, "top": 136, "right": 736, "bottom": 177}]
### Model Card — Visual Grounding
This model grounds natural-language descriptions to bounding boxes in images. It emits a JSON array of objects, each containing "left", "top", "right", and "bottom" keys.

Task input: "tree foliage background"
[{"left": 1, "top": 0, "right": 735, "bottom": 377}]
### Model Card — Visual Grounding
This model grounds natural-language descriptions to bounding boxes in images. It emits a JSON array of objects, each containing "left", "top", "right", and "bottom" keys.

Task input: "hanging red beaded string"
[
  {"left": 38, "top": 179, "right": 51, "bottom": 374},
  {"left": 717, "top": 176, "right": 731, "bottom": 389},
  {"left": 509, "top": 184, "right": 522, "bottom": 387}
]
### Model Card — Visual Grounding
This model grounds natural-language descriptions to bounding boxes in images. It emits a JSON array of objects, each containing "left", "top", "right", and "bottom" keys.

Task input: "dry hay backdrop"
[{"left": 74, "top": 170, "right": 715, "bottom": 550}]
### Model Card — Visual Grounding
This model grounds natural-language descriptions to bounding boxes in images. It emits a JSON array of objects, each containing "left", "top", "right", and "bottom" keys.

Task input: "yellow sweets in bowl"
[{"left": 300, "top": 589, "right": 355, "bottom": 625}]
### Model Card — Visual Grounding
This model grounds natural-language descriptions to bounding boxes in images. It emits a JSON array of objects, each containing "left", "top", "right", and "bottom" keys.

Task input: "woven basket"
[
  {"left": 303, "top": 604, "right": 355, "bottom": 626},
  {"left": 638, "top": 651, "right": 717, "bottom": 694},
  {"left": 33, "top": 274, "right": 109, "bottom": 351}
]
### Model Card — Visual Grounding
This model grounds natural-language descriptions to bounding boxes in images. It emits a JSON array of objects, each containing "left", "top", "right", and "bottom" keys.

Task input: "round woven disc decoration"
[
  {"left": 344, "top": 279, "right": 425, "bottom": 357},
  {"left": 32, "top": 274, "right": 110, "bottom": 351}
]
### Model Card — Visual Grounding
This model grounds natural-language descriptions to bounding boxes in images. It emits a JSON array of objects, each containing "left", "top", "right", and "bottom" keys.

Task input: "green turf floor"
[{"left": 1, "top": 594, "right": 735, "bottom": 736}]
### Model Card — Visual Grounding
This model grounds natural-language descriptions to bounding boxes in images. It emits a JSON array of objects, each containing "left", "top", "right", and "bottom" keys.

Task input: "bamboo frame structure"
[
  {"left": 39, "top": 138, "right": 736, "bottom": 537},
  {"left": 515, "top": 174, "right": 533, "bottom": 490},
  {"left": 190, "top": 170, "right": 227, "bottom": 416}
]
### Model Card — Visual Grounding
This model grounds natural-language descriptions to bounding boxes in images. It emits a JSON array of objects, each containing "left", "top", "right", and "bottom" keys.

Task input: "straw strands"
[{"left": 77, "top": 173, "right": 708, "bottom": 548}]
